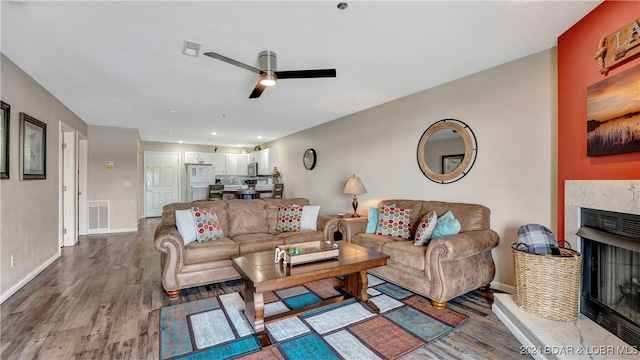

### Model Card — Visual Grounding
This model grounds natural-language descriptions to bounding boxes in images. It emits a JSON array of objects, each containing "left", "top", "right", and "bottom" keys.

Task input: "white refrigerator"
[{"left": 186, "top": 164, "right": 215, "bottom": 202}]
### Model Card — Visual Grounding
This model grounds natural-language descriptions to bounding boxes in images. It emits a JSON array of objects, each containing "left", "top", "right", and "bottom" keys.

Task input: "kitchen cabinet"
[
  {"left": 212, "top": 154, "right": 226, "bottom": 174},
  {"left": 258, "top": 148, "right": 279, "bottom": 176},
  {"left": 237, "top": 154, "right": 248, "bottom": 176},
  {"left": 185, "top": 152, "right": 213, "bottom": 164},
  {"left": 225, "top": 154, "right": 238, "bottom": 175}
]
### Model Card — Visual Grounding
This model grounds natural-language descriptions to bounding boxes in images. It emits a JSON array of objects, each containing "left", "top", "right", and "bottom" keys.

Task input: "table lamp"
[{"left": 342, "top": 174, "right": 367, "bottom": 217}]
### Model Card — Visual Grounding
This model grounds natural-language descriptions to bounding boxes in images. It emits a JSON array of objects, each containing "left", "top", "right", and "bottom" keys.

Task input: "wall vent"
[{"left": 88, "top": 200, "right": 109, "bottom": 231}]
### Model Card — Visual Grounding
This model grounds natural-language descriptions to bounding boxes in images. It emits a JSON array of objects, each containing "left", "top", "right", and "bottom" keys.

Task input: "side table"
[{"left": 325, "top": 214, "right": 367, "bottom": 241}]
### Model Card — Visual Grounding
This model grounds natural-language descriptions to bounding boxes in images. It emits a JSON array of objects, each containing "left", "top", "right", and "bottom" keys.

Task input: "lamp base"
[{"left": 351, "top": 196, "right": 360, "bottom": 217}]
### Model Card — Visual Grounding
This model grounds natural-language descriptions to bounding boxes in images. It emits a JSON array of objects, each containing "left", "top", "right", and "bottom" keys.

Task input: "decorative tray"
[{"left": 275, "top": 241, "right": 339, "bottom": 266}]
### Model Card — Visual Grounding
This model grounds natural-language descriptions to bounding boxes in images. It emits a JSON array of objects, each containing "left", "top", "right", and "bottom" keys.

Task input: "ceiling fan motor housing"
[{"left": 259, "top": 50, "right": 277, "bottom": 72}]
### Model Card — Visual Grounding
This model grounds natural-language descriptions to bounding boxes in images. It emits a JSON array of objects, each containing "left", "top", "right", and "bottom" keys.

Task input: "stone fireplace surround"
[{"left": 493, "top": 180, "right": 640, "bottom": 359}]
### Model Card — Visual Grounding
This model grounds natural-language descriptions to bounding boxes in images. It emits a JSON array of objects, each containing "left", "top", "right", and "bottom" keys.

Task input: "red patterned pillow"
[
  {"left": 192, "top": 207, "right": 224, "bottom": 242},
  {"left": 414, "top": 210, "right": 437, "bottom": 246},
  {"left": 376, "top": 205, "right": 412, "bottom": 239},
  {"left": 275, "top": 205, "right": 303, "bottom": 232}
]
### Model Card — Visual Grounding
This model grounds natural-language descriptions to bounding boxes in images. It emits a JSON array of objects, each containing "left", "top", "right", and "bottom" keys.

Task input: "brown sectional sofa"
[
  {"left": 339, "top": 199, "right": 499, "bottom": 309},
  {"left": 154, "top": 198, "right": 337, "bottom": 298}
]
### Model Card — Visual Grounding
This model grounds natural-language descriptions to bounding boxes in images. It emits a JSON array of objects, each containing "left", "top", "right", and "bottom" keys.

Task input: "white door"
[{"left": 144, "top": 152, "right": 180, "bottom": 217}]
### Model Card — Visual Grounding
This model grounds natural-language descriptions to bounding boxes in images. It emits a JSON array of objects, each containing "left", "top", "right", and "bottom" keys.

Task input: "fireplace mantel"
[{"left": 564, "top": 180, "right": 640, "bottom": 252}]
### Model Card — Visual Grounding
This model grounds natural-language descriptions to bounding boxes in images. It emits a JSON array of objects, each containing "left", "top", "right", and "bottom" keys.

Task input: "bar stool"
[{"left": 234, "top": 189, "right": 261, "bottom": 200}]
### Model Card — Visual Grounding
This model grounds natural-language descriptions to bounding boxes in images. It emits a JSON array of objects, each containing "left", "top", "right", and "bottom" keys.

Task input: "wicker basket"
[{"left": 512, "top": 244, "right": 582, "bottom": 321}]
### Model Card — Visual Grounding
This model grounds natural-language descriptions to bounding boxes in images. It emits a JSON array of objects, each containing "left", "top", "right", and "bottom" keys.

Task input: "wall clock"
[{"left": 303, "top": 148, "right": 317, "bottom": 170}]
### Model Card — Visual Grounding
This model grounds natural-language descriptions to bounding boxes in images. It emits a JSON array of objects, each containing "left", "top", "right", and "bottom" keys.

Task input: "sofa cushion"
[
  {"left": 300, "top": 205, "right": 321, "bottom": 231},
  {"left": 184, "top": 237, "right": 239, "bottom": 265},
  {"left": 431, "top": 211, "right": 461, "bottom": 239},
  {"left": 275, "top": 206, "right": 303, "bottom": 232},
  {"left": 376, "top": 205, "right": 412, "bottom": 239},
  {"left": 378, "top": 200, "right": 423, "bottom": 235},
  {"left": 366, "top": 203, "right": 396, "bottom": 233},
  {"left": 175, "top": 209, "right": 197, "bottom": 245},
  {"left": 351, "top": 233, "right": 397, "bottom": 252},
  {"left": 381, "top": 240, "right": 427, "bottom": 271},
  {"left": 162, "top": 202, "right": 193, "bottom": 226},
  {"left": 420, "top": 201, "right": 490, "bottom": 232},
  {"left": 265, "top": 198, "right": 310, "bottom": 233},
  {"left": 192, "top": 207, "right": 225, "bottom": 242},
  {"left": 226, "top": 199, "right": 269, "bottom": 237},
  {"left": 191, "top": 200, "right": 229, "bottom": 235},
  {"left": 414, "top": 210, "right": 437, "bottom": 246},
  {"left": 275, "top": 231, "right": 323, "bottom": 245},
  {"left": 232, "top": 233, "right": 283, "bottom": 254}
]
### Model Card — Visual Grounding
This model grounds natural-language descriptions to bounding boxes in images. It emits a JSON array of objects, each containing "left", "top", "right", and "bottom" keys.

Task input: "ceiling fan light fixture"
[{"left": 259, "top": 72, "right": 277, "bottom": 87}]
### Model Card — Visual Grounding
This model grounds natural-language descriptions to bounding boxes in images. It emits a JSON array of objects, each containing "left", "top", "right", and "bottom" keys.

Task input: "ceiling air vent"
[{"left": 182, "top": 40, "right": 201, "bottom": 57}]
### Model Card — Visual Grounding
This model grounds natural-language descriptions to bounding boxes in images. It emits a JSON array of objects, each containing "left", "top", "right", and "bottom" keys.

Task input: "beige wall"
[
  {"left": 264, "top": 49, "right": 558, "bottom": 290},
  {"left": 1, "top": 54, "right": 87, "bottom": 301},
  {"left": 87, "top": 125, "right": 139, "bottom": 231}
]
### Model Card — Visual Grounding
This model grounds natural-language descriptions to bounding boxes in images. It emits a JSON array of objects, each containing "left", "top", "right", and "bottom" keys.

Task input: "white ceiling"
[{"left": 1, "top": 1, "right": 601, "bottom": 147}]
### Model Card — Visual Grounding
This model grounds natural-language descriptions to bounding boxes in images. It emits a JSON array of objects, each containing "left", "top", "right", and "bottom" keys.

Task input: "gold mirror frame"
[{"left": 417, "top": 119, "right": 477, "bottom": 184}]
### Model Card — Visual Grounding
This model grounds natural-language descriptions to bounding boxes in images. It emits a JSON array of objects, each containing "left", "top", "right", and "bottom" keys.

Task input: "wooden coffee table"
[{"left": 230, "top": 241, "right": 389, "bottom": 346}]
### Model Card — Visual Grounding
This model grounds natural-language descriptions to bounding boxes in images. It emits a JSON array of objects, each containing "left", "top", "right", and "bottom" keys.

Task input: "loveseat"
[
  {"left": 154, "top": 198, "right": 336, "bottom": 298},
  {"left": 339, "top": 199, "right": 499, "bottom": 309}
]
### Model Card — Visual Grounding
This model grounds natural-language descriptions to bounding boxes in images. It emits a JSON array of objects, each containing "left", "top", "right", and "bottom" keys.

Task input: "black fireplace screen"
[{"left": 580, "top": 208, "right": 640, "bottom": 347}]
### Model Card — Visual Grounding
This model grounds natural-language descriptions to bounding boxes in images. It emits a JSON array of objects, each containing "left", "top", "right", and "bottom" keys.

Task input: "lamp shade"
[{"left": 342, "top": 175, "right": 367, "bottom": 195}]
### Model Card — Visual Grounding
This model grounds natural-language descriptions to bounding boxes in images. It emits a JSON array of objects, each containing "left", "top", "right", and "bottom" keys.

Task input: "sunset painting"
[{"left": 587, "top": 64, "right": 640, "bottom": 157}]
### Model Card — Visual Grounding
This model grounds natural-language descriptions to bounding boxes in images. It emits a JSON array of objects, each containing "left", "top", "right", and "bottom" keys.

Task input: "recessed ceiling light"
[
  {"left": 168, "top": 107, "right": 179, "bottom": 113},
  {"left": 182, "top": 40, "right": 201, "bottom": 57},
  {"left": 179, "top": 140, "right": 183, "bottom": 144},
  {"left": 211, "top": 132, "right": 217, "bottom": 136},
  {"left": 257, "top": 135, "right": 262, "bottom": 139}
]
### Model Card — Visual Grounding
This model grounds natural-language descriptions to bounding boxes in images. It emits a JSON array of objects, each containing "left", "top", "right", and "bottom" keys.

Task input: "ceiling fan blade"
[
  {"left": 203, "top": 52, "right": 262, "bottom": 74},
  {"left": 249, "top": 81, "right": 266, "bottom": 99},
  {"left": 275, "top": 69, "right": 336, "bottom": 79}
]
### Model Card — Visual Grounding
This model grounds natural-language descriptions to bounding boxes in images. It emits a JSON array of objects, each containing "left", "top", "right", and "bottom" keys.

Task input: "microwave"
[{"left": 247, "top": 162, "right": 259, "bottom": 177}]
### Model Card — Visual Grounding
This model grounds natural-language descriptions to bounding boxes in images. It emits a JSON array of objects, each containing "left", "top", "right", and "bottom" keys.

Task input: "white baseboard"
[
  {"left": 1, "top": 253, "right": 60, "bottom": 304},
  {"left": 491, "top": 280, "right": 515, "bottom": 294},
  {"left": 88, "top": 227, "right": 138, "bottom": 235}
]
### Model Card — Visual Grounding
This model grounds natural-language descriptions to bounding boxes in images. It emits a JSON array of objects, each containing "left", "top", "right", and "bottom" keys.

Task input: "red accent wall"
[{"left": 558, "top": 0, "right": 640, "bottom": 237}]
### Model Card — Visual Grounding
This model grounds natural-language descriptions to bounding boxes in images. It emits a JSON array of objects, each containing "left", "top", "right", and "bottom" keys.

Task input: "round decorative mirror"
[{"left": 416, "top": 119, "right": 477, "bottom": 184}]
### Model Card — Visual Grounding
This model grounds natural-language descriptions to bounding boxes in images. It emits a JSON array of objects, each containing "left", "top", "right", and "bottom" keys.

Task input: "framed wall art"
[
  {"left": 442, "top": 153, "right": 465, "bottom": 174},
  {"left": 20, "top": 112, "right": 46, "bottom": 180},
  {"left": 1, "top": 101, "right": 9, "bottom": 179},
  {"left": 587, "top": 64, "right": 640, "bottom": 157}
]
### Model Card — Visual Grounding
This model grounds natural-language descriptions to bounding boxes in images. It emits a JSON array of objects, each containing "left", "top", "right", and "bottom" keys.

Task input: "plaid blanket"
[{"left": 516, "top": 224, "right": 560, "bottom": 255}]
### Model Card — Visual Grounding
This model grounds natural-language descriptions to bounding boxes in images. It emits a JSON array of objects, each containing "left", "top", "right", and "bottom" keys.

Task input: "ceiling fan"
[{"left": 203, "top": 50, "right": 336, "bottom": 99}]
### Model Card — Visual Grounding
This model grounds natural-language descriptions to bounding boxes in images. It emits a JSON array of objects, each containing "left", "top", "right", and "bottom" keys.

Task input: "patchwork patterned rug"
[{"left": 160, "top": 275, "right": 469, "bottom": 360}]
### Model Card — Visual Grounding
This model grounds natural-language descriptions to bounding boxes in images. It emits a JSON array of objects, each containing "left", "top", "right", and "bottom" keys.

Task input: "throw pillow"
[
  {"left": 192, "top": 207, "right": 224, "bottom": 242},
  {"left": 376, "top": 205, "right": 412, "bottom": 239},
  {"left": 300, "top": 205, "right": 321, "bottom": 231},
  {"left": 175, "top": 209, "right": 197, "bottom": 245},
  {"left": 366, "top": 203, "right": 396, "bottom": 233},
  {"left": 431, "top": 211, "right": 461, "bottom": 239},
  {"left": 414, "top": 210, "right": 437, "bottom": 246},
  {"left": 275, "top": 205, "right": 303, "bottom": 232}
]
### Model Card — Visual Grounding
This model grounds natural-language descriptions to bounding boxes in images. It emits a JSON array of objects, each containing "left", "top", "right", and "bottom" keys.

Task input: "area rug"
[{"left": 160, "top": 275, "right": 469, "bottom": 360}]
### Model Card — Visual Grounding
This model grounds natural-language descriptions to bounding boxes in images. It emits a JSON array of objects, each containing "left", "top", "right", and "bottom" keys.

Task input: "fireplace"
[{"left": 578, "top": 208, "right": 640, "bottom": 347}]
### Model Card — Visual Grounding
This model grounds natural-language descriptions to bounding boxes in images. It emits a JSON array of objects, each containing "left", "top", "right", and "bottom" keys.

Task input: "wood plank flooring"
[{"left": 1, "top": 218, "right": 528, "bottom": 359}]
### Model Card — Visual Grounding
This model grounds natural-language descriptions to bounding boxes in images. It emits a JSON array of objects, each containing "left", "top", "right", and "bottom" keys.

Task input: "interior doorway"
[
  {"left": 59, "top": 122, "right": 81, "bottom": 247},
  {"left": 144, "top": 151, "right": 180, "bottom": 217}
]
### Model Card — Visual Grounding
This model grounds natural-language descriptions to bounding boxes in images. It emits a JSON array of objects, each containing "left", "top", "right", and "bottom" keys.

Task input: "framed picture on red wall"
[{"left": 586, "top": 64, "right": 640, "bottom": 157}]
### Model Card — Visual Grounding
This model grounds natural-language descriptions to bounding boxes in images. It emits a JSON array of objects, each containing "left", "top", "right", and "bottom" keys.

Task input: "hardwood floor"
[{"left": 1, "top": 218, "right": 528, "bottom": 359}]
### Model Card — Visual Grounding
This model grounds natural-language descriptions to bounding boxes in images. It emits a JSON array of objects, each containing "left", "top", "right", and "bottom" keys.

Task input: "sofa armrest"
[
  {"left": 317, "top": 215, "right": 338, "bottom": 243},
  {"left": 426, "top": 229, "right": 499, "bottom": 262},
  {"left": 154, "top": 223, "right": 187, "bottom": 291},
  {"left": 338, "top": 217, "right": 369, "bottom": 242},
  {"left": 425, "top": 229, "right": 499, "bottom": 301}
]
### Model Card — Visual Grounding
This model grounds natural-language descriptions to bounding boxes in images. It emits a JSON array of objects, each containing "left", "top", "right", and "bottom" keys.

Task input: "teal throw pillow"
[
  {"left": 431, "top": 211, "right": 461, "bottom": 239},
  {"left": 365, "top": 203, "right": 396, "bottom": 233}
]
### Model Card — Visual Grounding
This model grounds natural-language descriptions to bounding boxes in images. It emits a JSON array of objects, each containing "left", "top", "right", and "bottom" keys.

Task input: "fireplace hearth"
[
  {"left": 578, "top": 208, "right": 640, "bottom": 347},
  {"left": 493, "top": 180, "right": 640, "bottom": 359}
]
